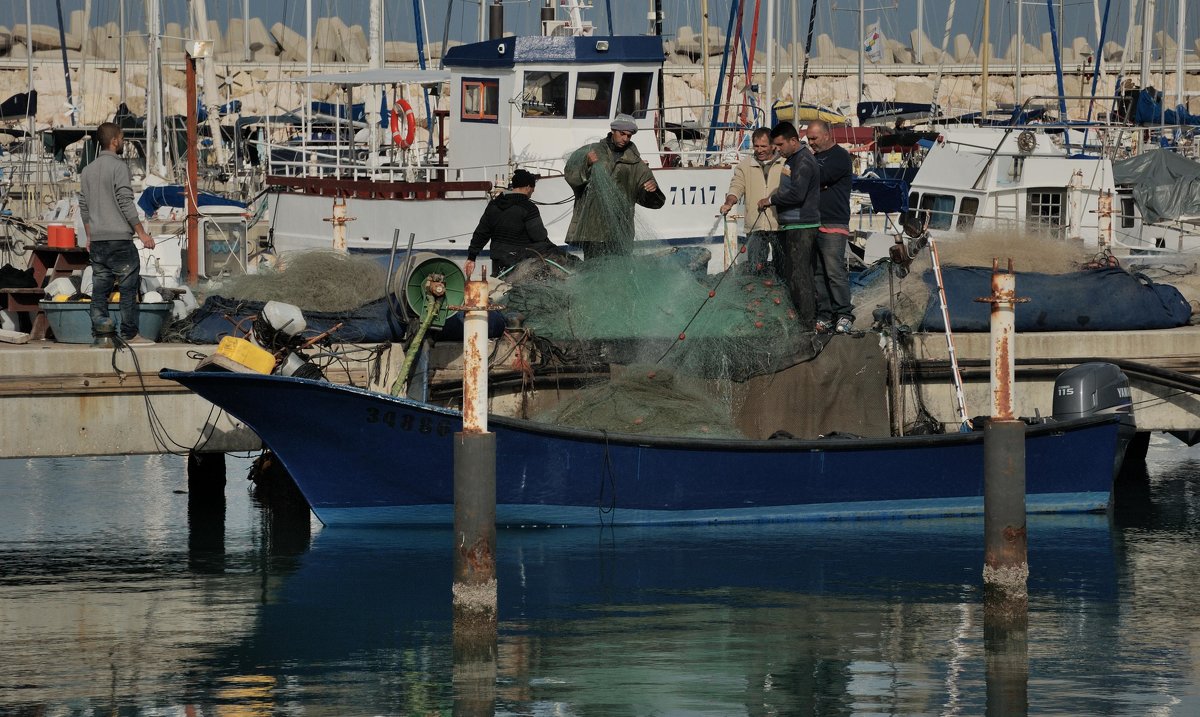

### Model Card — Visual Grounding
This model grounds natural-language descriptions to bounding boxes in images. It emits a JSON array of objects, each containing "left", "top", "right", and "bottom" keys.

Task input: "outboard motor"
[
  {"left": 1052, "top": 362, "right": 1136, "bottom": 478},
  {"left": 1052, "top": 362, "right": 1133, "bottom": 424}
]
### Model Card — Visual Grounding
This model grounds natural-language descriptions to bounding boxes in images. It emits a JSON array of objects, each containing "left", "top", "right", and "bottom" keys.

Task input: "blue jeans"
[
  {"left": 776, "top": 227, "right": 817, "bottom": 329},
  {"left": 90, "top": 240, "right": 141, "bottom": 338},
  {"left": 814, "top": 230, "right": 855, "bottom": 323}
]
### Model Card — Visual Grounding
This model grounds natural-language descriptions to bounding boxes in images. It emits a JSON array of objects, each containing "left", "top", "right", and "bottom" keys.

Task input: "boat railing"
[{"left": 651, "top": 103, "right": 766, "bottom": 167}]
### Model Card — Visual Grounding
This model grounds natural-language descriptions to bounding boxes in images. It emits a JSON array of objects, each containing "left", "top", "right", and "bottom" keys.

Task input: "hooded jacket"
[
  {"left": 468, "top": 190, "right": 558, "bottom": 269},
  {"left": 564, "top": 134, "right": 666, "bottom": 248}
]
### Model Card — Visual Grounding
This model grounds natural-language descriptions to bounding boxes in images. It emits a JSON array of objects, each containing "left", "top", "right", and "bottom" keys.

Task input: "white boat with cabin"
[{"left": 260, "top": 11, "right": 756, "bottom": 269}]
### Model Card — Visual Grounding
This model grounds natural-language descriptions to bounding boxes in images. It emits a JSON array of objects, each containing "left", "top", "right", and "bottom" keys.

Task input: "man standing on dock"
[
  {"left": 720, "top": 127, "right": 784, "bottom": 273},
  {"left": 80, "top": 122, "right": 156, "bottom": 345},
  {"left": 564, "top": 113, "right": 666, "bottom": 259},
  {"left": 759, "top": 122, "right": 821, "bottom": 330},
  {"left": 806, "top": 120, "right": 856, "bottom": 334}
]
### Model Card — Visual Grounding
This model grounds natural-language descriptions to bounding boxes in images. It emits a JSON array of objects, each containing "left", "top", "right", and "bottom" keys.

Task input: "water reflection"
[{"left": 0, "top": 446, "right": 1198, "bottom": 714}]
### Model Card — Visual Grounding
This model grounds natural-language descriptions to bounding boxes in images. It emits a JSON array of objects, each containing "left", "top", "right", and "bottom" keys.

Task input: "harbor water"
[{"left": 1, "top": 440, "right": 1198, "bottom": 715}]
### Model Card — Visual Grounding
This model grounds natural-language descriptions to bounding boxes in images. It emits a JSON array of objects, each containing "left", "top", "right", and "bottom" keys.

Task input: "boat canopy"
[
  {"left": 287, "top": 69, "right": 450, "bottom": 85},
  {"left": 442, "top": 35, "right": 664, "bottom": 69},
  {"left": 1113, "top": 149, "right": 1200, "bottom": 223}
]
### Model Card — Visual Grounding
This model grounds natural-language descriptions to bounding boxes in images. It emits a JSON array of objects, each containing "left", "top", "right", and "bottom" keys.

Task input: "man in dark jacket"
[
  {"left": 758, "top": 122, "right": 821, "bottom": 329},
  {"left": 465, "top": 169, "right": 566, "bottom": 278},
  {"left": 806, "top": 120, "right": 856, "bottom": 334},
  {"left": 564, "top": 113, "right": 666, "bottom": 258}
]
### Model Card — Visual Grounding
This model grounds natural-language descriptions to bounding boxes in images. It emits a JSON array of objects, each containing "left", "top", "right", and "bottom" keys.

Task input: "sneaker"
[
  {"left": 834, "top": 317, "right": 854, "bottom": 334},
  {"left": 122, "top": 334, "right": 156, "bottom": 345},
  {"left": 814, "top": 319, "right": 832, "bottom": 334}
]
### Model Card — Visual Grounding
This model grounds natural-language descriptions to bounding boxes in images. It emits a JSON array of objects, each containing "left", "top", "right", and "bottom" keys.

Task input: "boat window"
[
  {"left": 1121, "top": 196, "right": 1136, "bottom": 228},
  {"left": 957, "top": 197, "right": 979, "bottom": 231},
  {"left": 1027, "top": 189, "right": 1065, "bottom": 230},
  {"left": 461, "top": 78, "right": 499, "bottom": 123},
  {"left": 573, "top": 72, "right": 614, "bottom": 119},
  {"left": 618, "top": 72, "right": 654, "bottom": 118},
  {"left": 521, "top": 71, "right": 568, "bottom": 118},
  {"left": 919, "top": 193, "right": 956, "bottom": 230}
]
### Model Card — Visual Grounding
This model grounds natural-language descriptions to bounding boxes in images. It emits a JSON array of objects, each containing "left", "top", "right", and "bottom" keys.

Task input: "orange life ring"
[{"left": 391, "top": 98, "right": 416, "bottom": 149}]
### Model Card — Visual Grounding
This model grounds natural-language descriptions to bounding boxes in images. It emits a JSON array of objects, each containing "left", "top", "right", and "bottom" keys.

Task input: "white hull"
[{"left": 266, "top": 166, "right": 735, "bottom": 264}]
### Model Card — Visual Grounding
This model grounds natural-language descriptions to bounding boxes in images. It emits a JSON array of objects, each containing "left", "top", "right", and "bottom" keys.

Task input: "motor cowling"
[{"left": 1052, "top": 362, "right": 1133, "bottom": 422}]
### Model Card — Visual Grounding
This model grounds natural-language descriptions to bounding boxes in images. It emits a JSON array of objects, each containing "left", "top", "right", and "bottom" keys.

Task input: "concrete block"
[
  {"left": 207, "top": 19, "right": 225, "bottom": 53},
  {"left": 385, "top": 40, "right": 419, "bottom": 63},
  {"left": 124, "top": 33, "right": 147, "bottom": 62},
  {"left": 953, "top": 34, "right": 976, "bottom": 63},
  {"left": 815, "top": 33, "right": 838, "bottom": 61},
  {"left": 894, "top": 76, "right": 933, "bottom": 103},
  {"left": 312, "top": 17, "right": 338, "bottom": 62},
  {"left": 164, "top": 23, "right": 184, "bottom": 54},
  {"left": 1103, "top": 40, "right": 1123, "bottom": 63},
  {"left": 1072, "top": 36, "right": 1094, "bottom": 61},
  {"left": 67, "top": 9, "right": 85, "bottom": 51},
  {"left": 271, "top": 22, "right": 306, "bottom": 62},
  {"left": 909, "top": 28, "right": 934, "bottom": 60},
  {"left": 1155, "top": 30, "right": 1176, "bottom": 55},
  {"left": 341, "top": 24, "right": 369, "bottom": 64},
  {"left": 888, "top": 39, "right": 912, "bottom": 65},
  {"left": 12, "top": 24, "right": 61, "bottom": 51}
]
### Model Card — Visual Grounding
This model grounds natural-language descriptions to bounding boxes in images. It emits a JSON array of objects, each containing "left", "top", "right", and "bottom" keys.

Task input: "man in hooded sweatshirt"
[
  {"left": 465, "top": 169, "right": 566, "bottom": 278},
  {"left": 564, "top": 113, "right": 666, "bottom": 259}
]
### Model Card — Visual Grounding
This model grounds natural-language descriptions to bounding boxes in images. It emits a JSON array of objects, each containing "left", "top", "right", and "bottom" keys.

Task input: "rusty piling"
[
  {"left": 452, "top": 274, "right": 498, "bottom": 714},
  {"left": 975, "top": 259, "right": 1029, "bottom": 609}
]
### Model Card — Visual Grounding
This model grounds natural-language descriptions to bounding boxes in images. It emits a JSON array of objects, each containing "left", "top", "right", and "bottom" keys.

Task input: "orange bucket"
[{"left": 47, "top": 224, "right": 76, "bottom": 248}]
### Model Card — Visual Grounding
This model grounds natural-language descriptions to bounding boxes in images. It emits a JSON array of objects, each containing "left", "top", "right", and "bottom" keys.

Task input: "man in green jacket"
[{"left": 564, "top": 113, "right": 666, "bottom": 259}]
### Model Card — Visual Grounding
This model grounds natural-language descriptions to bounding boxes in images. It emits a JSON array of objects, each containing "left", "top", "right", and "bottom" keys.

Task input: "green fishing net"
[
  {"left": 209, "top": 251, "right": 389, "bottom": 312},
  {"left": 504, "top": 161, "right": 825, "bottom": 437}
]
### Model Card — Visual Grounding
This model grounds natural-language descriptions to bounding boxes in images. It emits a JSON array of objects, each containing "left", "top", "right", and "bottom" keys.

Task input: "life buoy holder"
[{"left": 391, "top": 98, "right": 416, "bottom": 149}]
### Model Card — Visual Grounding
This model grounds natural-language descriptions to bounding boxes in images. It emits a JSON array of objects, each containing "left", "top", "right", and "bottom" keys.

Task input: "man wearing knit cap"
[
  {"left": 465, "top": 169, "right": 569, "bottom": 278},
  {"left": 564, "top": 113, "right": 665, "bottom": 258}
]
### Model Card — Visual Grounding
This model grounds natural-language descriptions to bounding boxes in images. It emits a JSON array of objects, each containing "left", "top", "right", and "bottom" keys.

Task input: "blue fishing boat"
[{"left": 161, "top": 366, "right": 1133, "bottom": 528}]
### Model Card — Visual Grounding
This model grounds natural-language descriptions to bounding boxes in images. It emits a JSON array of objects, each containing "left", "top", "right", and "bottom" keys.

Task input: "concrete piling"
[
  {"left": 976, "top": 259, "right": 1029, "bottom": 608},
  {"left": 452, "top": 275, "right": 498, "bottom": 713},
  {"left": 977, "top": 258, "right": 1030, "bottom": 715}
]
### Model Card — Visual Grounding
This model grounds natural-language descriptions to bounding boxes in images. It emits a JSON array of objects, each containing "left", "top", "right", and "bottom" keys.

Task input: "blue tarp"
[
  {"left": 183, "top": 295, "right": 407, "bottom": 344},
  {"left": 852, "top": 177, "right": 909, "bottom": 214},
  {"left": 1134, "top": 88, "right": 1200, "bottom": 126},
  {"left": 921, "top": 267, "right": 1191, "bottom": 332},
  {"left": 137, "top": 186, "right": 247, "bottom": 216}
]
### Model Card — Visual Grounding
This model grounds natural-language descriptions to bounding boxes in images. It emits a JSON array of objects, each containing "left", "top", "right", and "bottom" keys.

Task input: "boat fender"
[{"left": 391, "top": 98, "right": 416, "bottom": 149}]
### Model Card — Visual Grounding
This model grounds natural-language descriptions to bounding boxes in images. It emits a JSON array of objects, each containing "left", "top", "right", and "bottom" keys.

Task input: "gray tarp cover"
[{"left": 1113, "top": 149, "right": 1200, "bottom": 223}]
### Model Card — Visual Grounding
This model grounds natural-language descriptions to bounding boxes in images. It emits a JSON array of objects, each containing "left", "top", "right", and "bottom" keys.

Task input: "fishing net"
[
  {"left": 532, "top": 364, "right": 743, "bottom": 438},
  {"left": 504, "top": 158, "right": 826, "bottom": 437},
  {"left": 206, "top": 250, "right": 390, "bottom": 312}
]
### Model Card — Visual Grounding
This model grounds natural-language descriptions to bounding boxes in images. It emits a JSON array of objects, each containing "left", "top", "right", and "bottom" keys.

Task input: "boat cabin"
[
  {"left": 441, "top": 35, "right": 665, "bottom": 178},
  {"left": 905, "top": 126, "right": 1116, "bottom": 244}
]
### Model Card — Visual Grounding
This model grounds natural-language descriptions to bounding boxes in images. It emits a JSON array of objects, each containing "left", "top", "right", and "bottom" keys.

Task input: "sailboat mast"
[
  {"left": 189, "top": 0, "right": 227, "bottom": 166},
  {"left": 765, "top": 0, "right": 774, "bottom": 123},
  {"left": 790, "top": 0, "right": 798, "bottom": 120},
  {"left": 981, "top": 0, "right": 990, "bottom": 116},
  {"left": 702, "top": 0, "right": 710, "bottom": 122},
  {"left": 368, "top": 0, "right": 382, "bottom": 159},
  {"left": 119, "top": 0, "right": 126, "bottom": 104},
  {"left": 1139, "top": 0, "right": 1153, "bottom": 88},
  {"left": 857, "top": 0, "right": 864, "bottom": 108},
  {"left": 1175, "top": 0, "right": 1185, "bottom": 108},
  {"left": 146, "top": 0, "right": 167, "bottom": 178},
  {"left": 54, "top": 0, "right": 76, "bottom": 125},
  {"left": 1015, "top": 0, "right": 1023, "bottom": 109}
]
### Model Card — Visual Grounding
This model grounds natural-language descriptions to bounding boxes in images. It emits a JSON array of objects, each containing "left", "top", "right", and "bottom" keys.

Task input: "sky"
[{"left": 2, "top": 0, "right": 1197, "bottom": 59}]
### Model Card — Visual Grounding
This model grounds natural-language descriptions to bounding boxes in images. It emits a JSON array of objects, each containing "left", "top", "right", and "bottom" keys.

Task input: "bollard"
[
  {"left": 451, "top": 275, "right": 498, "bottom": 715},
  {"left": 323, "top": 197, "right": 354, "bottom": 253},
  {"left": 976, "top": 259, "right": 1029, "bottom": 608}
]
